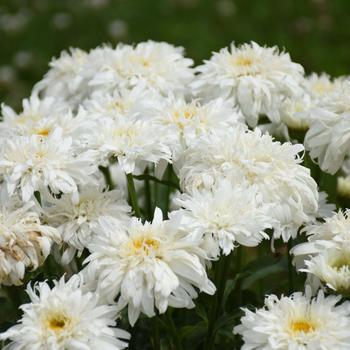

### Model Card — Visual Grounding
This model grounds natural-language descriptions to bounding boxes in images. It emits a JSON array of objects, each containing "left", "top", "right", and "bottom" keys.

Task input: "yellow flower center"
[
  {"left": 290, "top": 320, "right": 314, "bottom": 333},
  {"left": 45, "top": 312, "right": 71, "bottom": 333},
  {"left": 112, "top": 126, "right": 137, "bottom": 140},
  {"left": 141, "top": 58, "right": 150, "bottom": 67},
  {"left": 133, "top": 237, "right": 160, "bottom": 255},
  {"left": 312, "top": 82, "right": 334, "bottom": 95},
  {"left": 235, "top": 56, "right": 254, "bottom": 67},
  {"left": 35, "top": 127, "right": 51, "bottom": 136},
  {"left": 331, "top": 256, "right": 350, "bottom": 270}
]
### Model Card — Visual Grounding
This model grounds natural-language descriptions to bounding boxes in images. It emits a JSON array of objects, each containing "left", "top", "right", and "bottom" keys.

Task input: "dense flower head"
[
  {"left": 0, "top": 128, "right": 98, "bottom": 201},
  {"left": 192, "top": 41, "right": 304, "bottom": 126},
  {"left": 34, "top": 48, "right": 91, "bottom": 108},
  {"left": 302, "top": 245, "right": 350, "bottom": 295},
  {"left": 85, "top": 115, "right": 173, "bottom": 173},
  {"left": 0, "top": 196, "right": 60, "bottom": 285},
  {"left": 172, "top": 180, "right": 273, "bottom": 258},
  {"left": 0, "top": 94, "right": 69, "bottom": 139},
  {"left": 89, "top": 41, "right": 194, "bottom": 96},
  {"left": 83, "top": 208, "right": 215, "bottom": 326},
  {"left": 292, "top": 210, "right": 350, "bottom": 257},
  {"left": 304, "top": 77, "right": 350, "bottom": 174},
  {"left": 83, "top": 85, "right": 158, "bottom": 121},
  {"left": 292, "top": 210, "right": 350, "bottom": 293},
  {"left": 178, "top": 127, "right": 318, "bottom": 241},
  {"left": 259, "top": 73, "right": 340, "bottom": 140},
  {"left": 0, "top": 275, "right": 130, "bottom": 349},
  {"left": 150, "top": 96, "right": 244, "bottom": 160},
  {"left": 42, "top": 184, "right": 131, "bottom": 264},
  {"left": 234, "top": 290, "right": 350, "bottom": 350}
]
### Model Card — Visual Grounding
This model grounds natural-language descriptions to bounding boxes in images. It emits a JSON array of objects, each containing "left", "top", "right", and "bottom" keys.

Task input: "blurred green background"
[{"left": 1, "top": 0, "right": 350, "bottom": 108}]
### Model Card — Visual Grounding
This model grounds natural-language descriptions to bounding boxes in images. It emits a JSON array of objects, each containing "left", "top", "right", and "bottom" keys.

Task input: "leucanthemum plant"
[
  {"left": 0, "top": 39, "right": 349, "bottom": 350},
  {"left": 234, "top": 290, "right": 350, "bottom": 350},
  {"left": 0, "top": 275, "right": 130, "bottom": 349}
]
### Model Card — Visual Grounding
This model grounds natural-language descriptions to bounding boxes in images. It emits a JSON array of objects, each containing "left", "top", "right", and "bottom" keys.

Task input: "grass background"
[{"left": 1, "top": 0, "right": 350, "bottom": 108}]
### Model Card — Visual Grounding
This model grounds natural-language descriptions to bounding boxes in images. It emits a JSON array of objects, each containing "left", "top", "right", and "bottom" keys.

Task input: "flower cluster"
[{"left": 0, "top": 40, "right": 348, "bottom": 349}]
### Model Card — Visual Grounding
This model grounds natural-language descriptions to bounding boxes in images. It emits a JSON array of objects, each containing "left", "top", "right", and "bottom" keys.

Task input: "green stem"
[
  {"left": 5, "top": 285, "right": 22, "bottom": 317},
  {"left": 126, "top": 173, "right": 141, "bottom": 218},
  {"left": 257, "top": 245, "right": 264, "bottom": 300},
  {"left": 166, "top": 312, "right": 184, "bottom": 350},
  {"left": 34, "top": 191, "right": 41, "bottom": 206},
  {"left": 287, "top": 240, "right": 294, "bottom": 294},
  {"left": 163, "top": 165, "right": 171, "bottom": 218},
  {"left": 133, "top": 174, "right": 180, "bottom": 191},
  {"left": 236, "top": 246, "right": 243, "bottom": 307},
  {"left": 144, "top": 168, "right": 153, "bottom": 221},
  {"left": 152, "top": 317, "right": 160, "bottom": 350},
  {"left": 204, "top": 255, "right": 231, "bottom": 350},
  {"left": 99, "top": 166, "right": 114, "bottom": 189}
]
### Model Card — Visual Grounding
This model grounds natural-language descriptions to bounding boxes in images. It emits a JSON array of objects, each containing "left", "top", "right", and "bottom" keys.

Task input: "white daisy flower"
[
  {"left": 87, "top": 116, "right": 172, "bottom": 173},
  {"left": 151, "top": 96, "right": 244, "bottom": 160},
  {"left": 83, "top": 85, "right": 159, "bottom": 121},
  {"left": 34, "top": 48, "right": 91, "bottom": 108},
  {"left": 0, "top": 196, "right": 60, "bottom": 286},
  {"left": 178, "top": 127, "right": 318, "bottom": 241},
  {"left": 291, "top": 210, "right": 350, "bottom": 275},
  {"left": 90, "top": 41, "right": 194, "bottom": 96},
  {"left": 0, "top": 93, "right": 68, "bottom": 138},
  {"left": 83, "top": 208, "right": 215, "bottom": 326},
  {"left": 304, "top": 77, "right": 350, "bottom": 174},
  {"left": 302, "top": 245, "right": 350, "bottom": 295},
  {"left": 277, "top": 93, "right": 313, "bottom": 133},
  {"left": 292, "top": 210, "right": 350, "bottom": 259},
  {"left": 0, "top": 96, "right": 95, "bottom": 151},
  {"left": 0, "top": 128, "right": 97, "bottom": 201},
  {"left": 304, "top": 72, "right": 337, "bottom": 100},
  {"left": 192, "top": 41, "right": 304, "bottom": 126},
  {"left": 0, "top": 275, "right": 130, "bottom": 349},
  {"left": 260, "top": 73, "right": 337, "bottom": 139},
  {"left": 234, "top": 290, "right": 350, "bottom": 350},
  {"left": 43, "top": 184, "right": 131, "bottom": 264},
  {"left": 172, "top": 180, "right": 273, "bottom": 258}
]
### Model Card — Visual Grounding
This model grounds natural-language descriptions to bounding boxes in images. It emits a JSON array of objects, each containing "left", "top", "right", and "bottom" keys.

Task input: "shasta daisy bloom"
[
  {"left": 0, "top": 196, "right": 60, "bottom": 286},
  {"left": 178, "top": 127, "right": 318, "bottom": 241},
  {"left": 292, "top": 210, "right": 350, "bottom": 259},
  {"left": 83, "top": 208, "right": 215, "bottom": 326},
  {"left": 172, "top": 180, "right": 273, "bottom": 258},
  {"left": 0, "top": 128, "right": 97, "bottom": 201},
  {"left": 90, "top": 41, "right": 194, "bottom": 96},
  {"left": 260, "top": 73, "right": 337, "bottom": 140},
  {"left": 234, "top": 290, "right": 350, "bottom": 350},
  {"left": 0, "top": 98, "right": 95, "bottom": 151},
  {"left": 304, "top": 72, "right": 337, "bottom": 100},
  {"left": 83, "top": 85, "right": 159, "bottom": 121},
  {"left": 151, "top": 96, "right": 244, "bottom": 160},
  {"left": 0, "top": 275, "right": 130, "bottom": 349},
  {"left": 192, "top": 41, "right": 304, "bottom": 126},
  {"left": 291, "top": 210, "right": 350, "bottom": 274},
  {"left": 0, "top": 93, "right": 69, "bottom": 139},
  {"left": 302, "top": 245, "right": 350, "bottom": 295},
  {"left": 278, "top": 93, "right": 313, "bottom": 132},
  {"left": 304, "top": 78, "right": 350, "bottom": 174},
  {"left": 42, "top": 184, "right": 131, "bottom": 264},
  {"left": 34, "top": 48, "right": 91, "bottom": 108},
  {"left": 87, "top": 116, "right": 172, "bottom": 173}
]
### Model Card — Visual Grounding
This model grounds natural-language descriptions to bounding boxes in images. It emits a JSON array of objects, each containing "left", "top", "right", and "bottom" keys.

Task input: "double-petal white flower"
[{"left": 83, "top": 208, "right": 215, "bottom": 326}]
